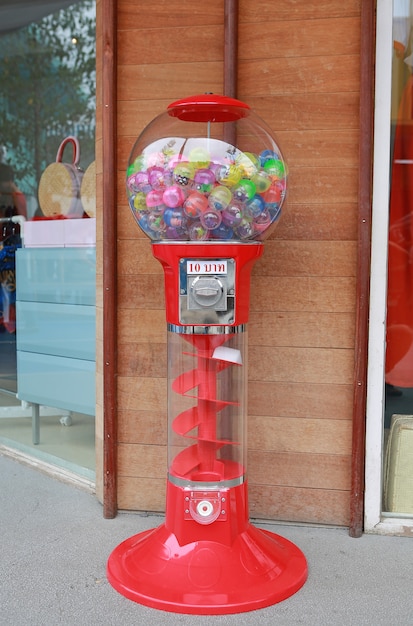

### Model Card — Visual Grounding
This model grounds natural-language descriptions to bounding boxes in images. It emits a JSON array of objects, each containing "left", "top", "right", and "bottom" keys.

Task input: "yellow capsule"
[
  {"left": 133, "top": 192, "right": 146, "bottom": 211},
  {"left": 216, "top": 164, "right": 242, "bottom": 187}
]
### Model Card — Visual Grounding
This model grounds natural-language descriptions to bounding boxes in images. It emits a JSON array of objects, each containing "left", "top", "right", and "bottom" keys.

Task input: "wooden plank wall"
[{"left": 98, "top": 0, "right": 361, "bottom": 525}]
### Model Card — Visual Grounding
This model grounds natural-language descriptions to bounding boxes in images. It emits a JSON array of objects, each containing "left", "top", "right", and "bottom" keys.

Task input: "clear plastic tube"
[{"left": 167, "top": 325, "right": 247, "bottom": 486}]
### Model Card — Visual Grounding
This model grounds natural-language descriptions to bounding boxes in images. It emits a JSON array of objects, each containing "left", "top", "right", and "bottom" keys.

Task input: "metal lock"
[
  {"left": 188, "top": 275, "right": 226, "bottom": 310},
  {"left": 183, "top": 490, "right": 228, "bottom": 525}
]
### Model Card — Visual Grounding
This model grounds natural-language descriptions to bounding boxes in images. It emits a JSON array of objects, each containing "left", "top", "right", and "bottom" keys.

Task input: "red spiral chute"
[{"left": 170, "top": 334, "right": 242, "bottom": 482}]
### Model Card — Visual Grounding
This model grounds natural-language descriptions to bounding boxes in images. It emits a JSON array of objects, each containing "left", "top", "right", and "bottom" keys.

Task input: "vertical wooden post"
[
  {"left": 349, "top": 0, "right": 376, "bottom": 537},
  {"left": 102, "top": 0, "right": 118, "bottom": 519}
]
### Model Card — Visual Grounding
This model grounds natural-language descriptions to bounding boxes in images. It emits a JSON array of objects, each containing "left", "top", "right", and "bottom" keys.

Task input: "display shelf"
[{"left": 15, "top": 246, "right": 96, "bottom": 444}]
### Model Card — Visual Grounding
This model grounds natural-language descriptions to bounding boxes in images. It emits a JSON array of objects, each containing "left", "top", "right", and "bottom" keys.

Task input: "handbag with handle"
[{"left": 38, "top": 136, "right": 84, "bottom": 218}]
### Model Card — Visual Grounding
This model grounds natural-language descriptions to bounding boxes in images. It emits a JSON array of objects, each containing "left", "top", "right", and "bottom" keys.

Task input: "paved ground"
[{"left": 1, "top": 451, "right": 413, "bottom": 625}]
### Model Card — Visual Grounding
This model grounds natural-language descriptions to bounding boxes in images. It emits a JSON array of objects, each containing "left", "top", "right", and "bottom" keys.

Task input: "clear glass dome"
[{"left": 126, "top": 95, "right": 287, "bottom": 242}]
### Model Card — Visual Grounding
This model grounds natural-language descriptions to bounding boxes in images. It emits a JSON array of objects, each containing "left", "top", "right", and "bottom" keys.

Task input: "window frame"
[{"left": 364, "top": 0, "right": 413, "bottom": 535}]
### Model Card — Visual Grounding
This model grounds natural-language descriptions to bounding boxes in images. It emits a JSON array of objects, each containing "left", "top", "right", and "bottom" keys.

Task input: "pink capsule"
[
  {"left": 146, "top": 189, "right": 164, "bottom": 207},
  {"left": 163, "top": 185, "right": 185, "bottom": 208}
]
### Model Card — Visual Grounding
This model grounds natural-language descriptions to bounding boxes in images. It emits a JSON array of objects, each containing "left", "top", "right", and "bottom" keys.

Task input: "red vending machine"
[{"left": 107, "top": 94, "right": 307, "bottom": 614}]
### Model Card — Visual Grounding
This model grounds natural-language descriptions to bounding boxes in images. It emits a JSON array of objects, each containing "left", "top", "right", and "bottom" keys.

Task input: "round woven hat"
[{"left": 80, "top": 160, "right": 96, "bottom": 217}]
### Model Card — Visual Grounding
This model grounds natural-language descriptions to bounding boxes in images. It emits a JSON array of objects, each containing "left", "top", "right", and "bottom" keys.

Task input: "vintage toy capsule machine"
[{"left": 107, "top": 94, "right": 307, "bottom": 614}]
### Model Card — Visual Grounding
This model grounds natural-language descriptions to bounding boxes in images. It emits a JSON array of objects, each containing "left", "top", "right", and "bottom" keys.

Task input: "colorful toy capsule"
[
  {"left": 183, "top": 191, "right": 208, "bottom": 218},
  {"left": 240, "top": 152, "right": 260, "bottom": 176},
  {"left": 147, "top": 213, "right": 166, "bottom": 233},
  {"left": 126, "top": 174, "right": 136, "bottom": 193},
  {"left": 267, "top": 204, "right": 282, "bottom": 222},
  {"left": 173, "top": 162, "right": 194, "bottom": 187},
  {"left": 233, "top": 179, "right": 256, "bottom": 203},
  {"left": 215, "top": 163, "right": 242, "bottom": 187},
  {"left": 193, "top": 168, "right": 215, "bottom": 194},
  {"left": 148, "top": 166, "right": 169, "bottom": 189},
  {"left": 167, "top": 154, "right": 186, "bottom": 170},
  {"left": 238, "top": 152, "right": 260, "bottom": 171},
  {"left": 210, "top": 222, "right": 234, "bottom": 240},
  {"left": 188, "top": 221, "right": 209, "bottom": 241},
  {"left": 165, "top": 225, "right": 188, "bottom": 240},
  {"left": 127, "top": 155, "right": 145, "bottom": 176},
  {"left": 163, "top": 185, "right": 186, "bottom": 208},
  {"left": 146, "top": 151, "right": 167, "bottom": 168},
  {"left": 263, "top": 158, "right": 285, "bottom": 179},
  {"left": 200, "top": 209, "right": 222, "bottom": 230},
  {"left": 251, "top": 170, "right": 271, "bottom": 193},
  {"left": 259, "top": 149, "right": 279, "bottom": 166},
  {"left": 246, "top": 194, "right": 266, "bottom": 218},
  {"left": 188, "top": 146, "right": 210, "bottom": 169},
  {"left": 132, "top": 192, "right": 146, "bottom": 211},
  {"left": 264, "top": 183, "right": 283, "bottom": 203},
  {"left": 133, "top": 171, "right": 151, "bottom": 193},
  {"left": 163, "top": 208, "right": 186, "bottom": 229},
  {"left": 137, "top": 213, "right": 160, "bottom": 239},
  {"left": 221, "top": 202, "right": 243, "bottom": 228},
  {"left": 146, "top": 189, "right": 165, "bottom": 208},
  {"left": 252, "top": 208, "right": 272, "bottom": 234},
  {"left": 236, "top": 217, "right": 255, "bottom": 239},
  {"left": 208, "top": 185, "right": 232, "bottom": 211}
]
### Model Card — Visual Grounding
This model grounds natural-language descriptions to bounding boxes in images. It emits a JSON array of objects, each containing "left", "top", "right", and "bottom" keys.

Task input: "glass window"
[
  {"left": 0, "top": 1, "right": 96, "bottom": 480},
  {"left": 383, "top": 0, "right": 413, "bottom": 517}
]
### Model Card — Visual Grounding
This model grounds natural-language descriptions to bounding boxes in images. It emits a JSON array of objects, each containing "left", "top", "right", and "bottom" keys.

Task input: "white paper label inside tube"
[
  {"left": 212, "top": 346, "right": 242, "bottom": 365},
  {"left": 187, "top": 260, "right": 228, "bottom": 275}
]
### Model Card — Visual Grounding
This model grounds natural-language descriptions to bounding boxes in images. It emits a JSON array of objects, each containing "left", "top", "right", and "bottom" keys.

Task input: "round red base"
[{"left": 107, "top": 522, "right": 307, "bottom": 615}]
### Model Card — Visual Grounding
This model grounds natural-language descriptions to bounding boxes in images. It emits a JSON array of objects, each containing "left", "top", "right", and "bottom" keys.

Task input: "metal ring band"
[
  {"left": 168, "top": 473, "right": 245, "bottom": 490},
  {"left": 167, "top": 323, "right": 246, "bottom": 335}
]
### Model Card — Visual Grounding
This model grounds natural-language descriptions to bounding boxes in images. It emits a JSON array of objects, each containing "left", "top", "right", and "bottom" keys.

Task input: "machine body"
[{"left": 107, "top": 95, "right": 307, "bottom": 614}]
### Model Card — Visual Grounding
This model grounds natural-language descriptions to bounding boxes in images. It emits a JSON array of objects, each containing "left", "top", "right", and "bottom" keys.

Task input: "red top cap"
[{"left": 167, "top": 94, "right": 251, "bottom": 123}]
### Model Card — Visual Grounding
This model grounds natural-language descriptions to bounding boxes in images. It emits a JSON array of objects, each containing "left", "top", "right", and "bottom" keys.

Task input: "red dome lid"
[{"left": 167, "top": 94, "right": 250, "bottom": 123}]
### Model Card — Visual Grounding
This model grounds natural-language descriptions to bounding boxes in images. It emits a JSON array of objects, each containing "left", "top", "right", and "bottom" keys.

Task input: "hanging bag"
[{"left": 38, "top": 136, "right": 84, "bottom": 218}]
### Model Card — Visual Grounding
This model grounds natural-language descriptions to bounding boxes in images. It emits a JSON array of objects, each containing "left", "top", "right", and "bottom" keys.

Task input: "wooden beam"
[
  {"left": 349, "top": 0, "right": 376, "bottom": 537},
  {"left": 102, "top": 0, "right": 118, "bottom": 519}
]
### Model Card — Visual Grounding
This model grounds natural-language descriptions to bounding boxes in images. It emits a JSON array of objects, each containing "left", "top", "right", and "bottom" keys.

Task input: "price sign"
[{"left": 186, "top": 260, "right": 228, "bottom": 275}]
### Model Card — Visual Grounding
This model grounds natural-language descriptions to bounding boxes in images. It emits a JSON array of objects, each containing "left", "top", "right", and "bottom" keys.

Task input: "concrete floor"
[{"left": 1, "top": 451, "right": 413, "bottom": 626}]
